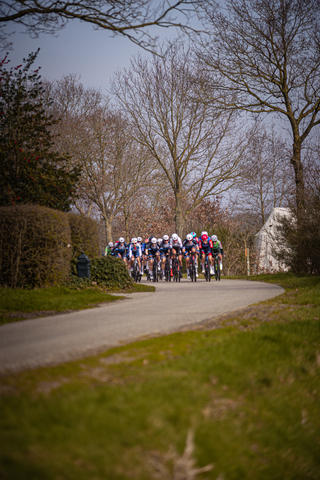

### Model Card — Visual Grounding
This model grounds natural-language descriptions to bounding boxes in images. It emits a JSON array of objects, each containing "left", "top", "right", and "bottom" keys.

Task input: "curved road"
[{"left": 0, "top": 278, "right": 284, "bottom": 373}]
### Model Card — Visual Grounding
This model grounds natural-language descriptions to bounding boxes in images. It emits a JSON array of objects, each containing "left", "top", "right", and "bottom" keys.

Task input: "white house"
[{"left": 254, "top": 207, "right": 292, "bottom": 272}]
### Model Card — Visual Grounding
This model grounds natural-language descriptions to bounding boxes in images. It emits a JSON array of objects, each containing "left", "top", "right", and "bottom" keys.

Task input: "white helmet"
[
  {"left": 119, "top": 237, "right": 125, "bottom": 243},
  {"left": 163, "top": 234, "right": 169, "bottom": 241},
  {"left": 211, "top": 235, "right": 218, "bottom": 242},
  {"left": 108, "top": 242, "right": 114, "bottom": 247},
  {"left": 186, "top": 234, "right": 193, "bottom": 241},
  {"left": 151, "top": 237, "right": 157, "bottom": 244},
  {"left": 137, "top": 237, "right": 142, "bottom": 242},
  {"left": 200, "top": 231, "right": 208, "bottom": 237},
  {"left": 172, "top": 233, "right": 178, "bottom": 241},
  {"left": 158, "top": 238, "right": 162, "bottom": 244},
  {"left": 132, "top": 237, "right": 137, "bottom": 244}
]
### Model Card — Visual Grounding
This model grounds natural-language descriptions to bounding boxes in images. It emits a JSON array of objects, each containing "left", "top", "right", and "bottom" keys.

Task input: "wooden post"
[{"left": 245, "top": 248, "right": 250, "bottom": 276}]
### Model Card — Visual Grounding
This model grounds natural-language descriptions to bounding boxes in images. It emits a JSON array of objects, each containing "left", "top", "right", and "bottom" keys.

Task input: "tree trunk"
[
  {"left": 123, "top": 204, "right": 130, "bottom": 243},
  {"left": 291, "top": 140, "right": 305, "bottom": 213},
  {"left": 174, "top": 191, "right": 185, "bottom": 238},
  {"left": 105, "top": 218, "right": 113, "bottom": 244}
]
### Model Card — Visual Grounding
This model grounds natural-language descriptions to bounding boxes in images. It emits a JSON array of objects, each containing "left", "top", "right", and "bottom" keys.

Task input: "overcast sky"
[{"left": 4, "top": 18, "right": 184, "bottom": 92}]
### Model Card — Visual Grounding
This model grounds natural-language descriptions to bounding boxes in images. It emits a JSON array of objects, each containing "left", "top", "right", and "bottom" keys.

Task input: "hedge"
[
  {"left": 0, "top": 205, "right": 72, "bottom": 288},
  {"left": 68, "top": 213, "right": 100, "bottom": 275}
]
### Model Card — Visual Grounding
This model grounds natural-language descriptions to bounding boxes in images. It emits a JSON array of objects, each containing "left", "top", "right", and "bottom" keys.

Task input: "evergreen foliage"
[
  {"left": 90, "top": 256, "right": 133, "bottom": 290},
  {"left": 274, "top": 191, "right": 320, "bottom": 275},
  {"left": 0, "top": 205, "right": 72, "bottom": 288},
  {"left": 0, "top": 50, "right": 80, "bottom": 211}
]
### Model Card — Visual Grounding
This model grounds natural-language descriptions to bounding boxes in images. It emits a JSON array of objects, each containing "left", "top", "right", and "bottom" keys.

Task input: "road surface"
[{"left": 0, "top": 278, "right": 284, "bottom": 373}]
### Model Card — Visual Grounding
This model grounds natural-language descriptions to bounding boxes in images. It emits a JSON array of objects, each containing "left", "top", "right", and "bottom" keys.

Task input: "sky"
[{"left": 4, "top": 16, "right": 185, "bottom": 93}]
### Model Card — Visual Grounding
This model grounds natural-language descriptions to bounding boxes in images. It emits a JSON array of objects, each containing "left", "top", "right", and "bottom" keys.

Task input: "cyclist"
[
  {"left": 160, "top": 234, "right": 171, "bottom": 277},
  {"left": 128, "top": 237, "right": 143, "bottom": 275},
  {"left": 105, "top": 241, "right": 113, "bottom": 256},
  {"left": 198, "top": 233, "right": 214, "bottom": 275},
  {"left": 170, "top": 233, "right": 183, "bottom": 277},
  {"left": 211, "top": 235, "right": 224, "bottom": 271},
  {"left": 147, "top": 237, "right": 160, "bottom": 280},
  {"left": 182, "top": 234, "right": 199, "bottom": 279},
  {"left": 113, "top": 237, "right": 128, "bottom": 266},
  {"left": 190, "top": 232, "right": 199, "bottom": 277}
]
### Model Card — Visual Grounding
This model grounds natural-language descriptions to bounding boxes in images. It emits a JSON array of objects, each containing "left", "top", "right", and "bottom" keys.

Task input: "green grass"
[
  {"left": 0, "top": 283, "right": 155, "bottom": 325},
  {"left": 0, "top": 274, "right": 320, "bottom": 479}
]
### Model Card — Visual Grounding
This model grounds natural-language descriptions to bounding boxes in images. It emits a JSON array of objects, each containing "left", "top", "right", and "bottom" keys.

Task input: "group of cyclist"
[{"left": 105, "top": 232, "right": 224, "bottom": 280}]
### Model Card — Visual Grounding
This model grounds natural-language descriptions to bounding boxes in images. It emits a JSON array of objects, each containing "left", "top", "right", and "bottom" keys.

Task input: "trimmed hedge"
[
  {"left": 90, "top": 256, "right": 133, "bottom": 290},
  {"left": 0, "top": 205, "right": 71, "bottom": 288},
  {"left": 69, "top": 213, "right": 100, "bottom": 275}
]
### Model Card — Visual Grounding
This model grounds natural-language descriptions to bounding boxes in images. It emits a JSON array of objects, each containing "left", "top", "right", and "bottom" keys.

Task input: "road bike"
[
  {"left": 131, "top": 257, "right": 141, "bottom": 283},
  {"left": 204, "top": 254, "right": 211, "bottom": 282},
  {"left": 164, "top": 253, "right": 171, "bottom": 282},
  {"left": 172, "top": 255, "right": 181, "bottom": 282},
  {"left": 152, "top": 254, "right": 162, "bottom": 282},
  {"left": 213, "top": 254, "right": 221, "bottom": 281},
  {"left": 189, "top": 252, "right": 197, "bottom": 282}
]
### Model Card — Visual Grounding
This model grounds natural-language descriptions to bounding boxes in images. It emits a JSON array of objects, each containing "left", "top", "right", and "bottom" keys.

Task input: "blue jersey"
[
  {"left": 114, "top": 242, "right": 127, "bottom": 257},
  {"left": 148, "top": 244, "right": 160, "bottom": 257},
  {"left": 128, "top": 243, "right": 142, "bottom": 258},
  {"left": 160, "top": 241, "right": 171, "bottom": 255}
]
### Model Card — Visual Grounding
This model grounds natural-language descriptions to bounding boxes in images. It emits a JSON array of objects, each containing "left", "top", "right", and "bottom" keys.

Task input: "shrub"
[
  {"left": 0, "top": 205, "right": 71, "bottom": 288},
  {"left": 68, "top": 213, "right": 100, "bottom": 275},
  {"left": 90, "top": 256, "right": 133, "bottom": 290},
  {"left": 274, "top": 191, "right": 320, "bottom": 275}
]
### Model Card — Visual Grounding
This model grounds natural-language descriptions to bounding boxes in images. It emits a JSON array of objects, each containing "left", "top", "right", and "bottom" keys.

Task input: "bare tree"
[
  {"left": 195, "top": 0, "right": 320, "bottom": 212},
  {"left": 0, "top": 0, "right": 198, "bottom": 52},
  {"left": 111, "top": 44, "right": 253, "bottom": 237},
  {"left": 47, "top": 75, "right": 157, "bottom": 242},
  {"left": 234, "top": 124, "right": 294, "bottom": 226}
]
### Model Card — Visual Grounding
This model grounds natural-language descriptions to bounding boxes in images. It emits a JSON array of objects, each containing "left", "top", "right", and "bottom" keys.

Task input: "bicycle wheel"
[
  {"left": 152, "top": 261, "right": 157, "bottom": 282},
  {"left": 165, "top": 258, "right": 171, "bottom": 282},
  {"left": 190, "top": 258, "right": 195, "bottom": 282},
  {"left": 205, "top": 264, "right": 209, "bottom": 282},
  {"left": 173, "top": 258, "right": 178, "bottom": 282}
]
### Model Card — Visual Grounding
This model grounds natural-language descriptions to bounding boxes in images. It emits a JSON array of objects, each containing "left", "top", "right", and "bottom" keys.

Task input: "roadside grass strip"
[
  {"left": 0, "top": 283, "right": 155, "bottom": 325},
  {"left": 0, "top": 274, "right": 320, "bottom": 479}
]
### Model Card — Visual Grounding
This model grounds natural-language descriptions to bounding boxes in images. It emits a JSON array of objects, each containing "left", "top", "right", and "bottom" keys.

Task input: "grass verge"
[
  {"left": 0, "top": 274, "right": 319, "bottom": 480},
  {"left": 0, "top": 283, "right": 155, "bottom": 325}
]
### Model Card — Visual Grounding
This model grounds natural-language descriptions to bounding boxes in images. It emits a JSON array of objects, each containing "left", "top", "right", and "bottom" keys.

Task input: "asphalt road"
[{"left": 0, "top": 278, "right": 284, "bottom": 373}]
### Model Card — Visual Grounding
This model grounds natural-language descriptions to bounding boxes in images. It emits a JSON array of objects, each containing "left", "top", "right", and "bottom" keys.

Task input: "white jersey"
[{"left": 169, "top": 235, "right": 182, "bottom": 249}]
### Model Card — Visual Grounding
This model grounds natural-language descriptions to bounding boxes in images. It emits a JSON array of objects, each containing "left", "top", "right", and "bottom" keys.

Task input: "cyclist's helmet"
[
  {"left": 186, "top": 233, "right": 193, "bottom": 242},
  {"left": 119, "top": 237, "right": 125, "bottom": 243},
  {"left": 172, "top": 233, "right": 179, "bottom": 241},
  {"left": 108, "top": 242, "right": 114, "bottom": 247},
  {"left": 158, "top": 238, "right": 162, "bottom": 244},
  {"left": 151, "top": 237, "right": 157, "bottom": 244},
  {"left": 163, "top": 234, "right": 169, "bottom": 241},
  {"left": 201, "top": 234, "right": 208, "bottom": 241},
  {"left": 132, "top": 237, "right": 137, "bottom": 244},
  {"left": 145, "top": 238, "right": 149, "bottom": 243},
  {"left": 200, "top": 231, "right": 208, "bottom": 237},
  {"left": 137, "top": 237, "right": 142, "bottom": 242},
  {"left": 211, "top": 235, "right": 218, "bottom": 242},
  {"left": 191, "top": 231, "right": 197, "bottom": 238}
]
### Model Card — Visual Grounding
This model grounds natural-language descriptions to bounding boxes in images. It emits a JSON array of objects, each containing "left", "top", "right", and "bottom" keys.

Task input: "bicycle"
[
  {"left": 164, "top": 253, "right": 171, "bottom": 282},
  {"left": 213, "top": 254, "right": 221, "bottom": 281},
  {"left": 152, "top": 254, "right": 162, "bottom": 282},
  {"left": 189, "top": 252, "right": 197, "bottom": 282},
  {"left": 172, "top": 255, "right": 181, "bottom": 282},
  {"left": 132, "top": 257, "right": 141, "bottom": 283},
  {"left": 204, "top": 254, "right": 211, "bottom": 282}
]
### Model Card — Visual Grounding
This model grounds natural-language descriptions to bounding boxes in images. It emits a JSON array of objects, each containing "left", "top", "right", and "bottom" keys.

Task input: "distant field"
[{"left": 0, "top": 273, "right": 319, "bottom": 480}]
